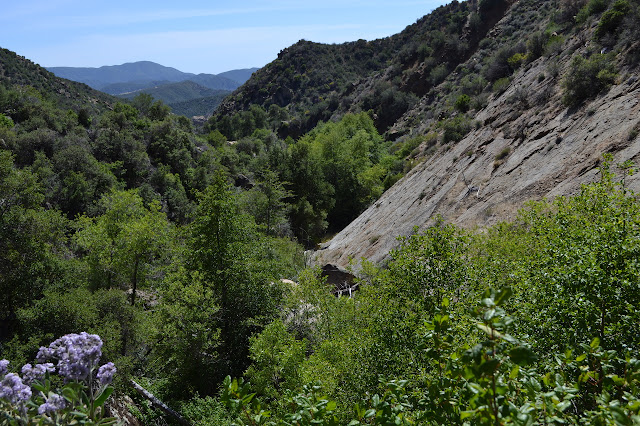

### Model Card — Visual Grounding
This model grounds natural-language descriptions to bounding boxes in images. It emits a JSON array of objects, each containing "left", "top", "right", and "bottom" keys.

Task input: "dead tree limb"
[{"left": 130, "top": 379, "right": 190, "bottom": 425}]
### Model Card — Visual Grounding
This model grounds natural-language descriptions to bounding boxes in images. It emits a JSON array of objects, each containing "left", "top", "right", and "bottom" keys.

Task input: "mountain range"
[{"left": 47, "top": 61, "right": 259, "bottom": 117}]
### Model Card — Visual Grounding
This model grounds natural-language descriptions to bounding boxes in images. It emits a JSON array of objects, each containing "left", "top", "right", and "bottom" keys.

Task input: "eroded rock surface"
[{"left": 316, "top": 44, "right": 640, "bottom": 268}]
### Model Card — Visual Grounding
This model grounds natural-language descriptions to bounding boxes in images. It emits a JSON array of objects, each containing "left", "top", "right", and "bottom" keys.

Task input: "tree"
[
  {"left": 75, "top": 189, "right": 174, "bottom": 306},
  {"left": 243, "top": 167, "right": 292, "bottom": 236},
  {"left": 0, "top": 150, "right": 69, "bottom": 340},
  {"left": 157, "top": 171, "right": 286, "bottom": 392}
]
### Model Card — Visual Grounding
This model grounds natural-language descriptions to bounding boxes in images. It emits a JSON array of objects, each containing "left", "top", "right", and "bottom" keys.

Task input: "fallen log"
[{"left": 130, "top": 379, "right": 190, "bottom": 425}]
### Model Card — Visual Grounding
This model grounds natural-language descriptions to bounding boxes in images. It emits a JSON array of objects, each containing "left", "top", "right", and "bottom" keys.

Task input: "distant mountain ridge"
[
  {"left": 47, "top": 61, "right": 258, "bottom": 92},
  {"left": 46, "top": 61, "right": 259, "bottom": 117}
]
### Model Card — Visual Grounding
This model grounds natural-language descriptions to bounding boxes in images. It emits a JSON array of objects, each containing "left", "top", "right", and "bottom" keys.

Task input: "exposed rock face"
[{"left": 315, "top": 47, "right": 640, "bottom": 268}]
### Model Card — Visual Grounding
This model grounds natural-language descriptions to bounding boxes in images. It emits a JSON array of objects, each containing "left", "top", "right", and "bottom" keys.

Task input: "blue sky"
[{"left": 1, "top": 0, "right": 448, "bottom": 74}]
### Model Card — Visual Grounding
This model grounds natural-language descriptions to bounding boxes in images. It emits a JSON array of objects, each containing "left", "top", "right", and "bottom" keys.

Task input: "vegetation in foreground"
[
  {"left": 2, "top": 0, "right": 640, "bottom": 423},
  {"left": 2, "top": 150, "right": 640, "bottom": 424}
]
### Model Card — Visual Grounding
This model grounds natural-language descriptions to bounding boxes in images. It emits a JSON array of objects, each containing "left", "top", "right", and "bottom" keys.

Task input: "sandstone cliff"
[{"left": 315, "top": 6, "right": 640, "bottom": 268}]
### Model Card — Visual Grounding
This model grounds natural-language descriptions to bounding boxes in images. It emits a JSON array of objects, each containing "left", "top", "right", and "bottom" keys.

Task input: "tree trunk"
[{"left": 131, "top": 257, "right": 139, "bottom": 306}]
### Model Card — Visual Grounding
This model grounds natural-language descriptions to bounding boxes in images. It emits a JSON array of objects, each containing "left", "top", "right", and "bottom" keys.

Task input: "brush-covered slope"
[
  {"left": 214, "top": 0, "right": 510, "bottom": 138},
  {"left": 0, "top": 48, "right": 115, "bottom": 113},
  {"left": 315, "top": 0, "right": 640, "bottom": 267},
  {"left": 117, "top": 80, "right": 226, "bottom": 104},
  {"left": 168, "top": 92, "right": 231, "bottom": 118}
]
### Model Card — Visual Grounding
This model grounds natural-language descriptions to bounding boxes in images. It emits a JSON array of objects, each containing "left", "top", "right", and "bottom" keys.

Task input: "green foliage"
[
  {"left": 286, "top": 112, "right": 388, "bottom": 243},
  {"left": 181, "top": 395, "right": 232, "bottom": 426},
  {"left": 0, "top": 113, "right": 13, "bottom": 129},
  {"left": 150, "top": 172, "right": 295, "bottom": 398},
  {"left": 245, "top": 320, "right": 306, "bottom": 402},
  {"left": 517, "top": 155, "right": 640, "bottom": 352},
  {"left": 440, "top": 114, "right": 472, "bottom": 144},
  {"left": 223, "top": 155, "right": 640, "bottom": 423},
  {"left": 241, "top": 168, "right": 292, "bottom": 237},
  {"left": 491, "top": 77, "right": 511, "bottom": 95},
  {"left": 454, "top": 94, "right": 471, "bottom": 112},
  {"left": 507, "top": 52, "right": 527, "bottom": 70},
  {"left": 0, "top": 150, "right": 70, "bottom": 336},
  {"left": 595, "top": 0, "right": 632, "bottom": 38},
  {"left": 562, "top": 53, "right": 617, "bottom": 107},
  {"left": 388, "top": 219, "right": 469, "bottom": 314},
  {"left": 350, "top": 380, "right": 415, "bottom": 425},
  {"left": 75, "top": 189, "right": 174, "bottom": 304},
  {"left": 576, "top": 0, "right": 610, "bottom": 23},
  {"left": 221, "top": 375, "right": 272, "bottom": 425},
  {"left": 526, "top": 31, "right": 549, "bottom": 60}
]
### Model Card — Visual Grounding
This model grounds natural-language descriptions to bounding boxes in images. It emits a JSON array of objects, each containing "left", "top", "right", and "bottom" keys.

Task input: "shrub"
[
  {"left": 0, "top": 113, "right": 13, "bottom": 129},
  {"left": 595, "top": 0, "right": 631, "bottom": 38},
  {"left": 526, "top": 31, "right": 549, "bottom": 60},
  {"left": 441, "top": 115, "right": 472, "bottom": 144},
  {"left": 562, "top": 53, "right": 617, "bottom": 107},
  {"left": 454, "top": 94, "right": 471, "bottom": 112},
  {"left": 576, "top": 0, "right": 610, "bottom": 23},
  {"left": 492, "top": 77, "right": 511, "bottom": 95},
  {"left": 429, "top": 64, "right": 449, "bottom": 86},
  {"left": 507, "top": 52, "right": 527, "bottom": 69}
]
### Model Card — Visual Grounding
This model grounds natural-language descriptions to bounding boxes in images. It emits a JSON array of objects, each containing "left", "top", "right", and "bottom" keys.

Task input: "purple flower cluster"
[
  {"left": 0, "top": 373, "right": 32, "bottom": 404},
  {"left": 97, "top": 362, "right": 116, "bottom": 386},
  {"left": 1, "top": 333, "right": 117, "bottom": 419},
  {"left": 37, "top": 332, "right": 103, "bottom": 381},
  {"left": 38, "top": 393, "right": 67, "bottom": 415},
  {"left": 21, "top": 363, "right": 55, "bottom": 385},
  {"left": 0, "top": 359, "right": 9, "bottom": 376}
]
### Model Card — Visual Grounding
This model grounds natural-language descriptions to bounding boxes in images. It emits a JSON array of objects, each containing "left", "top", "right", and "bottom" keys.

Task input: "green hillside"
[
  {"left": 213, "top": 0, "right": 509, "bottom": 137},
  {"left": 117, "top": 80, "right": 222, "bottom": 104},
  {"left": 0, "top": 48, "right": 115, "bottom": 113},
  {"left": 1, "top": 0, "right": 640, "bottom": 424},
  {"left": 169, "top": 91, "right": 231, "bottom": 117}
]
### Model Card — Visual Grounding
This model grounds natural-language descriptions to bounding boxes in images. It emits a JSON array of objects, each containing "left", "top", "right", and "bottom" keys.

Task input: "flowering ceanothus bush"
[{"left": 0, "top": 333, "right": 118, "bottom": 425}]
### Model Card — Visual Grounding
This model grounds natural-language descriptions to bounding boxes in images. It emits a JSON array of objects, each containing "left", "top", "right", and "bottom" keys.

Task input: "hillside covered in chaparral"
[{"left": 1, "top": 0, "right": 640, "bottom": 424}]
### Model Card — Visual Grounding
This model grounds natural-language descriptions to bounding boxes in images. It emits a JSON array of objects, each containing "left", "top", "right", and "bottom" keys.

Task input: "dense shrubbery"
[
  {"left": 595, "top": 0, "right": 632, "bottom": 38},
  {"left": 562, "top": 53, "right": 617, "bottom": 107},
  {"left": 203, "top": 156, "right": 640, "bottom": 424}
]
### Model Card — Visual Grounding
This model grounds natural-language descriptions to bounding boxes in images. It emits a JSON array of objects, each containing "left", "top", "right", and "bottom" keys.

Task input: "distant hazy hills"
[{"left": 47, "top": 61, "right": 259, "bottom": 117}]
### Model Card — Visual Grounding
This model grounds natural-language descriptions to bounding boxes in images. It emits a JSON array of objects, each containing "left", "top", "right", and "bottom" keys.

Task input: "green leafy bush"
[
  {"left": 0, "top": 113, "right": 13, "bottom": 129},
  {"left": 491, "top": 77, "right": 511, "bottom": 95},
  {"left": 595, "top": 0, "right": 631, "bottom": 38},
  {"left": 562, "top": 53, "right": 617, "bottom": 107},
  {"left": 454, "top": 94, "right": 471, "bottom": 112},
  {"left": 440, "top": 114, "right": 472, "bottom": 143},
  {"left": 576, "top": 0, "right": 610, "bottom": 23}
]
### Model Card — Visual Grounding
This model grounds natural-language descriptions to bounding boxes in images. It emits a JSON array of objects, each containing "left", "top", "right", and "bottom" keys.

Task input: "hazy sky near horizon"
[{"left": 1, "top": 0, "right": 448, "bottom": 74}]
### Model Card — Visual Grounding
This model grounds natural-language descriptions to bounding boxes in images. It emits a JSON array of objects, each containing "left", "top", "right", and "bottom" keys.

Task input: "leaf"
[
  {"left": 510, "top": 365, "right": 520, "bottom": 379},
  {"left": 590, "top": 337, "right": 600, "bottom": 349},
  {"left": 495, "top": 287, "right": 513, "bottom": 306},
  {"left": 476, "top": 323, "right": 506, "bottom": 340},
  {"left": 93, "top": 386, "right": 114, "bottom": 408},
  {"left": 461, "top": 410, "right": 475, "bottom": 419},
  {"left": 509, "top": 346, "right": 538, "bottom": 366}
]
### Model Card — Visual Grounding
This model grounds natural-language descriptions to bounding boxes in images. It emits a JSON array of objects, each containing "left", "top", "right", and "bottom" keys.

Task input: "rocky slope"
[{"left": 315, "top": 3, "right": 640, "bottom": 268}]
